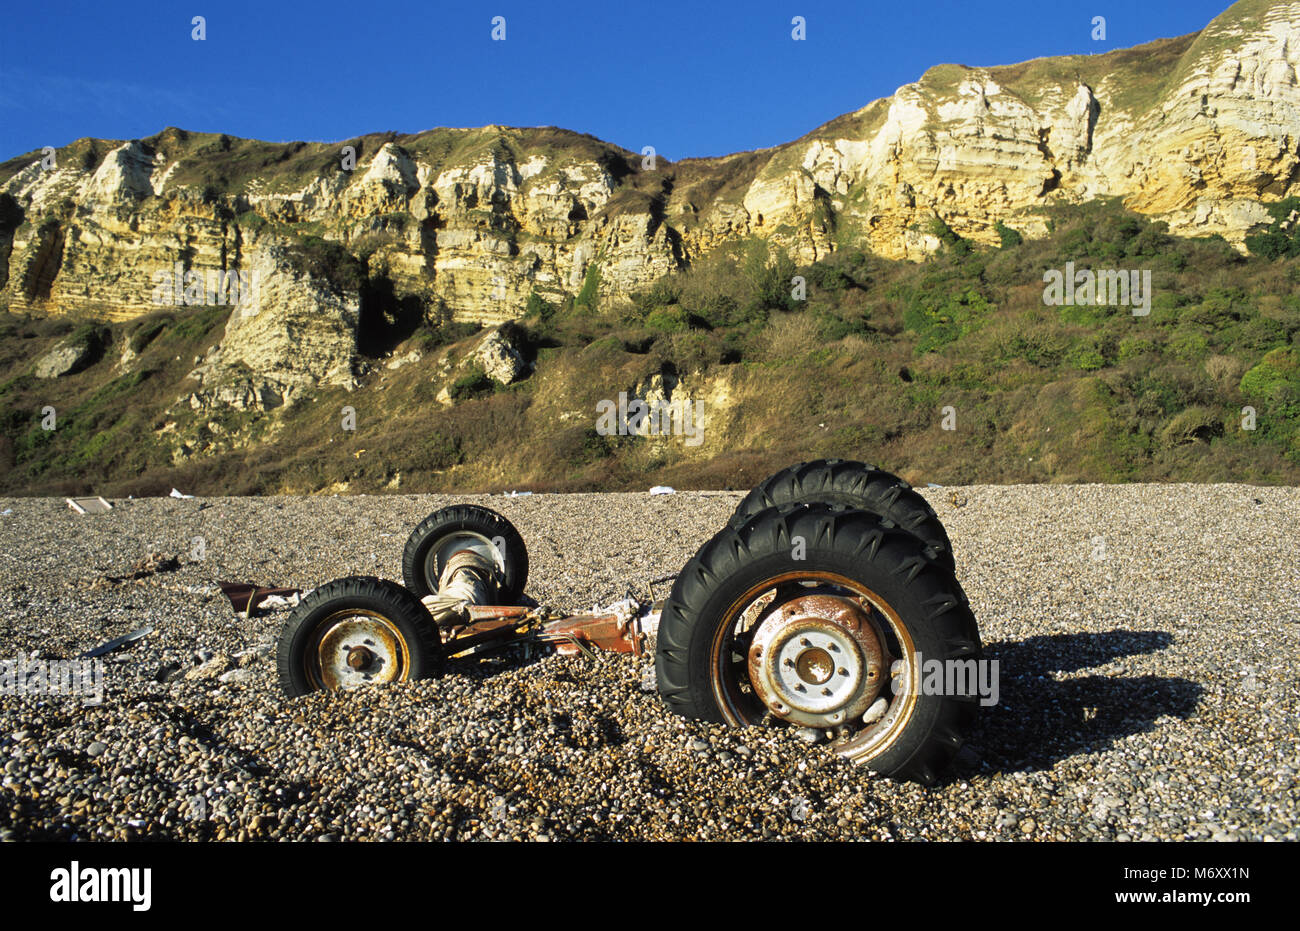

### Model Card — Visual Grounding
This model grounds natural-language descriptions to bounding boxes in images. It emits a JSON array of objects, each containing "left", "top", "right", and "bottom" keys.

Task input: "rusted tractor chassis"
[{"left": 276, "top": 460, "right": 982, "bottom": 782}]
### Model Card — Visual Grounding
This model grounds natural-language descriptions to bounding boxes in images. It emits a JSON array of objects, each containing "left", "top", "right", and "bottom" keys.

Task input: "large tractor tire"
[
  {"left": 656, "top": 503, "right": 981, "bottom": 783},
  {"left": 729, "top": 459, "right": 956, "bottom": 573}
]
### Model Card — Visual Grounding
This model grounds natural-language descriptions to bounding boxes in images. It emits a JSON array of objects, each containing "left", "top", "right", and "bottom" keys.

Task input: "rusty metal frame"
[
  {"left": 441, "top": 604, "right": 646, "bottom": 661},
  {"left": 539, "top": 612, "right": 646, "bottom": 657},
  {"left": 218, "top": 581, "right": 303, "bottom": 615}
]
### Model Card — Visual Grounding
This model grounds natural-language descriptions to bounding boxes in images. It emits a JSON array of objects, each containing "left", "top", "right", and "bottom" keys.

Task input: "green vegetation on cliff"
[{"left": 2, "top": 199, "right": 1299, "bottom": 495}]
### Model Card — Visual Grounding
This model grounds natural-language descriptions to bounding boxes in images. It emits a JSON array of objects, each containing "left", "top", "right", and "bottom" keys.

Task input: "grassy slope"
[{"left": 2, "top": 200, "right": 1299, "bottom": 496}]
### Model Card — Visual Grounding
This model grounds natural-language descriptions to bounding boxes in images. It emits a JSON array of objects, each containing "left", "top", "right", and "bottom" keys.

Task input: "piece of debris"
[
  {"left": 66, "top": 496, "right": 112, "bottom": 514},
  {"left": 260, "top": 593, "right": 301, "bottom": 610},
  {"left": 218, "top": 581, "right": 303, "bottom": 616},
  {"left": 78, "top": 627, "right": 153, "bottom": 659},
  {"left": 504, "top": 490, "right": 534, "bottom": 497},
  {"left": 0, "top": 509, "right": 12, "bottom": 516},
  {"left": 948, "top": 491, "right": 968, "bottom": 508},
  {"left": 95, "top": 553, "right": 181, "bottom": 586},
  {"left": 132, "top": 552, "right": 181, "bottom": 576},
  {"left": 646, "top": 572, "right": 677, "bottom": 603},
  {"left": 592, "top": 596, "right": 641, "bottom": 619},
  {"left": 186, "top": 653, "right": 231, "bottom": 681},
  {"left": 649, "top": 486, "right": 676, "bottom": 496},
  {"left": 169, "top": 488, "right": 195, "bottom": 499}
]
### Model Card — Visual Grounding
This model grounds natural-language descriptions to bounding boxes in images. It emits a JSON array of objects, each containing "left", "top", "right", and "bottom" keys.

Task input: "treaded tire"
[
  {"left": 277, "top": 576, "right": 443, "bottom": 697},
  {"left": 656, "top": 503, "right": 980, "bottom": 783},
  {"left": 402, "top": 504, "right": 528, "bottom": 603},
  {"left": 729, "top": 459, "right": 956, "bottom": 573}
]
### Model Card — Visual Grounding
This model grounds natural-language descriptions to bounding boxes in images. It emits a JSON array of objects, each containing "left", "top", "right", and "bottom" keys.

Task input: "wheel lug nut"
[{"left": 838, "top": 667, "right": 849, "bottom": 677}]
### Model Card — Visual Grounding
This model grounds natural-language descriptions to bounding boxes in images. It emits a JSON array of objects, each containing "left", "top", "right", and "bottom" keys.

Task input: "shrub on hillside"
[
  {"left": 1240, "top": 347, "right": 1300, "bottom": 418},
  {"left": 1245, "top": 197, "right": 1300, "bottom": 260},
  {"left": 448, "top": 366, "right": 496, "bottom": 400},
  {"left": 994, "top": 221, "right": 1023, "bottom": 249},
  {"left": 575, "top": 262, "right": 602, "bottom": 310},
  {"left": 645, "top": 306, "right": 692, "bottom": 333},
  {"left": 285, "top": 235, "right": 362, "bottom": 295},
  {"left": 897, "top": 282, "right": 994, "bottom": 353},
  {"left": 1159, "top": 406, "right": 1225, "bottom": 448},
  {"left": 525, "top": 292, "right": 556, "bottom": 320}
]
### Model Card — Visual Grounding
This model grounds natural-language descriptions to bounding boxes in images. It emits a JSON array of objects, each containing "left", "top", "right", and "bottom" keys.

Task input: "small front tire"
[{"left": 276, "top": 576, "right": 443, "bottom": 697}]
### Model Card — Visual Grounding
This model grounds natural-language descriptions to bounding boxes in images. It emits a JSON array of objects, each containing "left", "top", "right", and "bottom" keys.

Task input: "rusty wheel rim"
[
  {"left": 708, "top": 571, "right": 918, "bottom": 763},
  {"left": 305, "top": 609, "right": 412, "bottom": 691}
]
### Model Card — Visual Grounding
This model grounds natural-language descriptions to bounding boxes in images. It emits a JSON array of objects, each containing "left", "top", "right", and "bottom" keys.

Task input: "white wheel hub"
[{"left": 747, "top": 593, "right": 886, "bottom": 728}]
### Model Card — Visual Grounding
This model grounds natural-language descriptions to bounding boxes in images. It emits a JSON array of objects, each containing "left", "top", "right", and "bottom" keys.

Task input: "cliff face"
[{"left": 1, "top": 0, "right": 1297, "bottom": 399}]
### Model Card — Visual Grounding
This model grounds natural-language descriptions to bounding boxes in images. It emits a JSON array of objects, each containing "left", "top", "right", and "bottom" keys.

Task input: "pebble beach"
[{"left": 0, "top": 484, "right": 1297, "bottom": 841}]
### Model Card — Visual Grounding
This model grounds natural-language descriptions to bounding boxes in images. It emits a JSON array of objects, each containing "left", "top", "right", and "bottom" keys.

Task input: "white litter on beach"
[{"left": 259, "top": 593, "right": 301, "bottom": 610}]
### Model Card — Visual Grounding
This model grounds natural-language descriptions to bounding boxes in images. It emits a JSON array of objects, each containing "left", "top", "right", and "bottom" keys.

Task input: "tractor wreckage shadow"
[
  {"left": 950, "top": 629, "right": 1203, "bottom": 780},
  {"left": 403, "top": 620, "right": 1201, "bottom": 782}
]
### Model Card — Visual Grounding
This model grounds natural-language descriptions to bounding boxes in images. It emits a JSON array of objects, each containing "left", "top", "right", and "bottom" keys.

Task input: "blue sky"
[{"left": 1, "top": 0, "right": 1234, "bottom": 161}]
